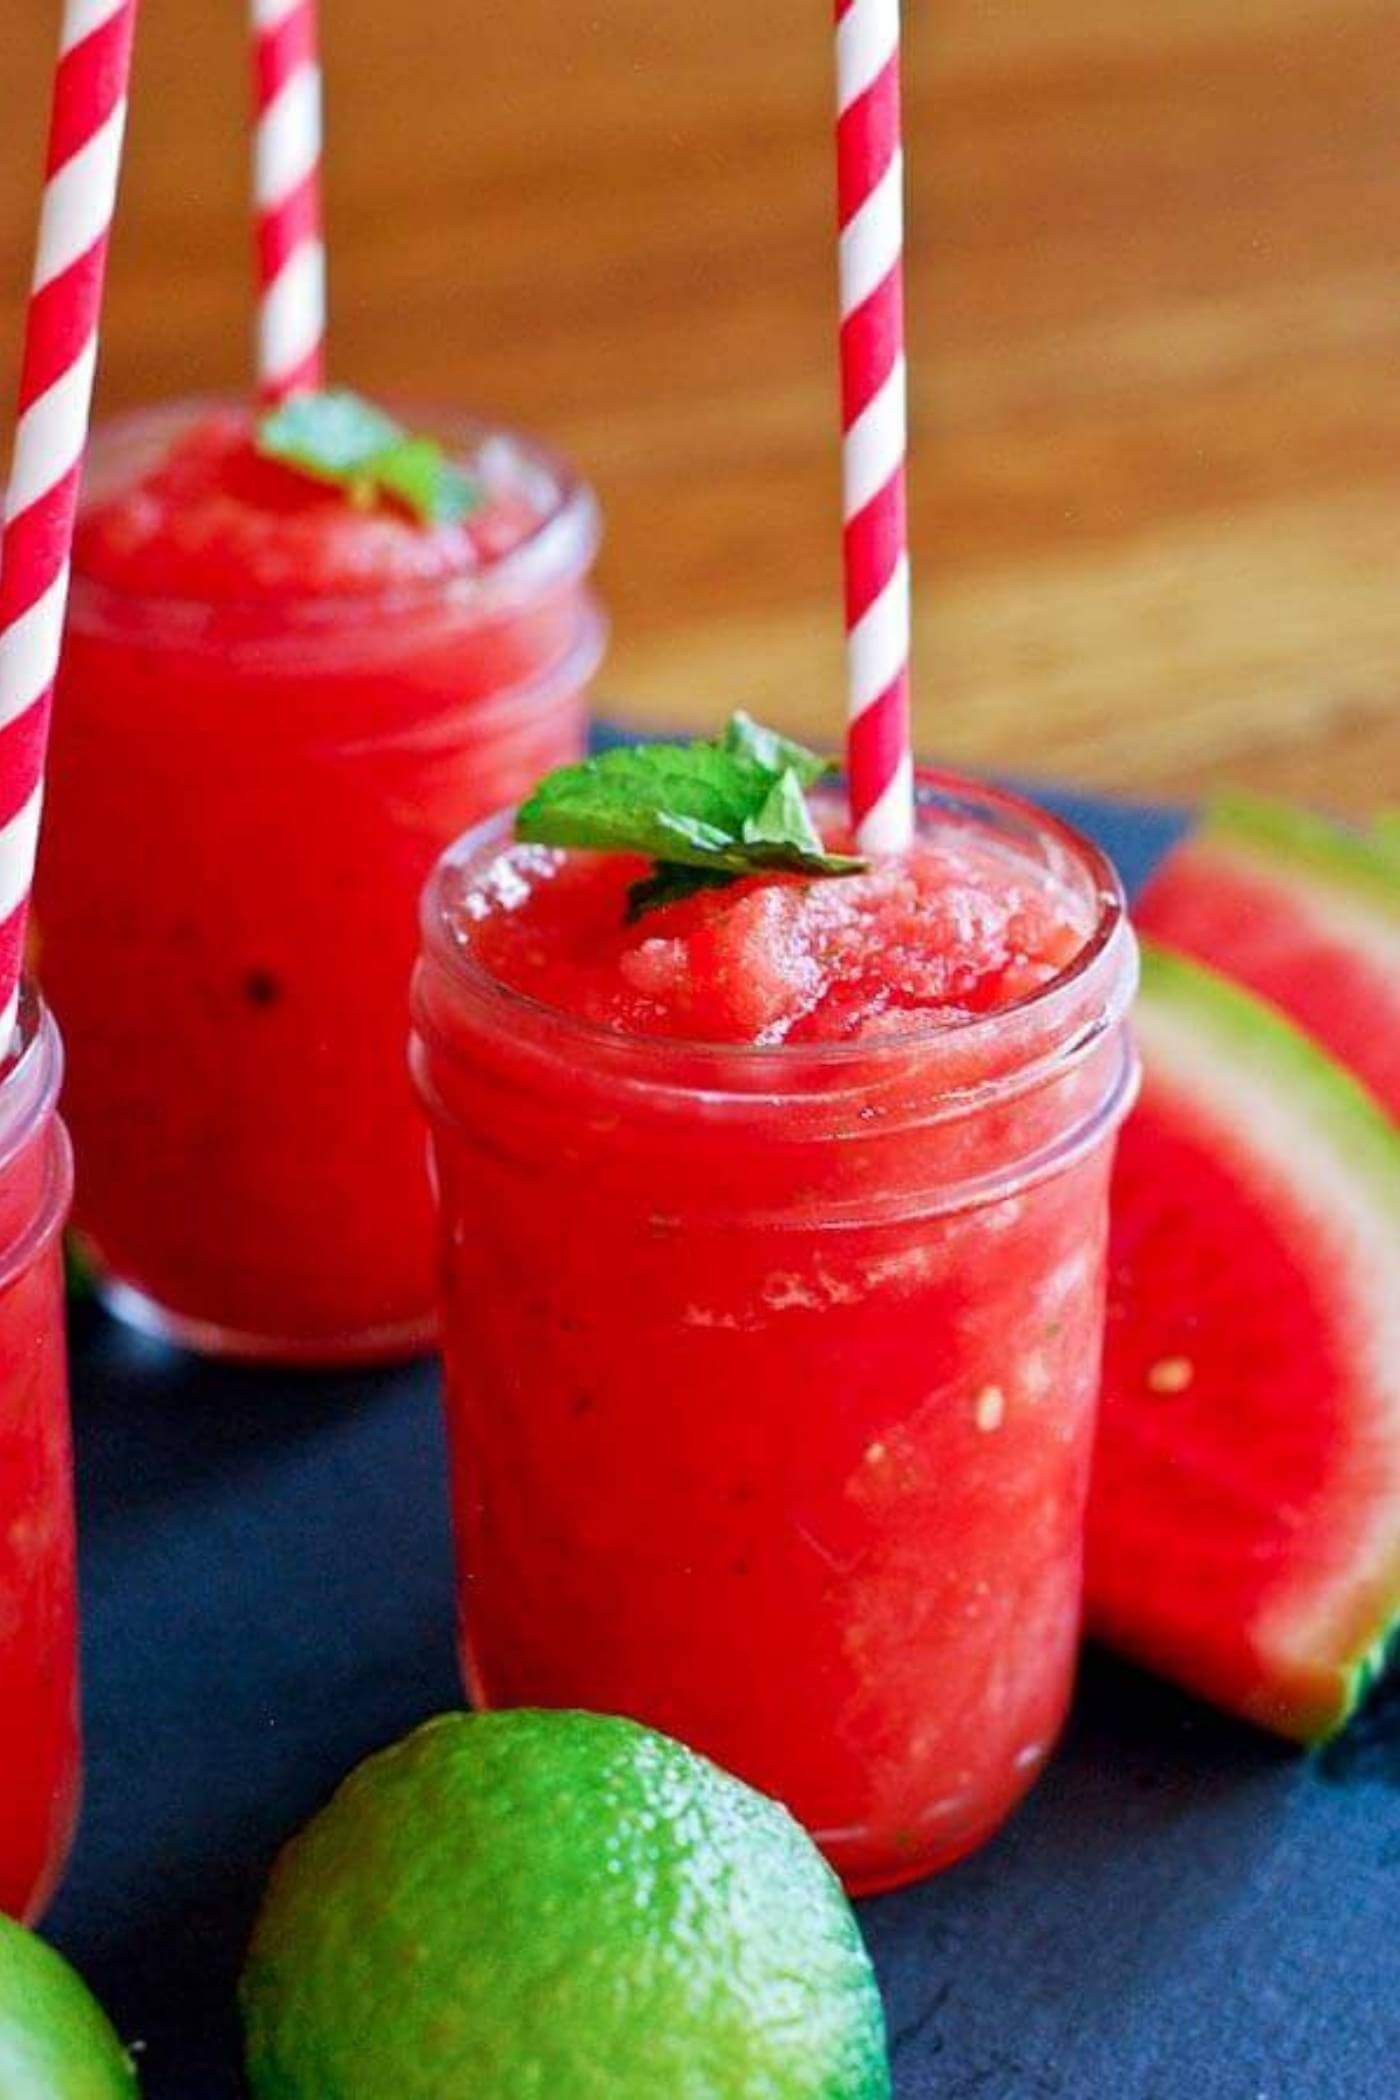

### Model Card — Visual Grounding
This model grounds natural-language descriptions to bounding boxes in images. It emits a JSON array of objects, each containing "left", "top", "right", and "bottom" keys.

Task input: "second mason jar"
[
  {"left": 412, "top": 774, "right": 1139, "bottom": 1894},
  {"left": 36, "top": 399, "right": 604, "bottom": 1364},
  {"left": 0, "top": 987, "right": 78, "bottom": 1923}
]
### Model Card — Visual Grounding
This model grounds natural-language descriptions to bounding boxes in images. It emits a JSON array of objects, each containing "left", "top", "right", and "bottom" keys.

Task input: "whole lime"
[
  {"left": 0, "top": 1914, "right": 138, "bottom": 2097},
  {"left": 241, "top": 1709, "right": 889, "bottom": 2098}
]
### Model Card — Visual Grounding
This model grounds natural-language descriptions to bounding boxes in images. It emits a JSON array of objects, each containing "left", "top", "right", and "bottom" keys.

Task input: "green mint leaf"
[
  {"left": 733, "top": 839, "right": 867, "bottom": 878},
  {"left": 365, "top": 436, "right": 480, "bottom": 525},
  {"left": 738, "top": 774, "right": 864, "bottom": 874},
  {"left": 655, "top": 809, "right": 744, "bottom": 857},
  {"left": 437, "top": 462, "right": 483, "bottom": 523},
  {"left": 255, "top": 390, "right": 483, "bottom": 525},
  {"left": 625, "top": 863, "right": 736, "bottom": 922},
  {"left": 258, "top": 390, "right": 402, "bottom": 477},
  {"left": 743, "top": 770, "right": 826, "bottom": 857},
  {"left": 722, "top": 711, "right": 832, "bottom": 789},
  {"left": 516, "top": 740, "right": 773, "bottom": 866},
  {"left": 517, "top": 716, "right": 868, "bottom": 919}
]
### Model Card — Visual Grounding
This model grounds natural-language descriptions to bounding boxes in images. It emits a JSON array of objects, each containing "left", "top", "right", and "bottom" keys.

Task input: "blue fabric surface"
[{"left": 43, "top": 781, "right": 1400, "bottom": 2098}]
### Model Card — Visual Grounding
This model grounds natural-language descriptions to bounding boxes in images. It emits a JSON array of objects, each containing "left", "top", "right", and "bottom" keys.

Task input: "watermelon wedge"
[
  {"left": 1088, "top": 943, "right": 1400, "bottom": 1744},
  {"left": 1134, "top": 797, "right": 1400, "bottom": 1120}
]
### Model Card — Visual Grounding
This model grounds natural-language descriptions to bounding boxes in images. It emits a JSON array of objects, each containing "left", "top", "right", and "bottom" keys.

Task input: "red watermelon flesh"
[
  {"left": 1088, "top": 944, "right": 1400, "bottom": 1743},
  {"left": 1134, "top": 798, "right": 1400, "bottom": 1120}
]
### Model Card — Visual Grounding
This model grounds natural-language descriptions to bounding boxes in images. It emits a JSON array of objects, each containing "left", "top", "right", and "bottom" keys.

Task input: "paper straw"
[
  {"left": 251, "top": 0, "right": 327, "bottom": 402},
  {"left": 0, "top": 0, "right": 140, "bottom": 1051},
  {"left": 835, "top": 0, "right": 915, "bottom": 852}
]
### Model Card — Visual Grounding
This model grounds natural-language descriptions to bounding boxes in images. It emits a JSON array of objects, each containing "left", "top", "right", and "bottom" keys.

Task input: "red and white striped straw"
[
  {"left": 835, "top": 0, "right": 915, "bottom": 852},
  {"left": 251, "top": 0, "right": 327, "bottom": 402},
  {"left": 0, "top": 0, "right": 140, "bottom": 1050}
]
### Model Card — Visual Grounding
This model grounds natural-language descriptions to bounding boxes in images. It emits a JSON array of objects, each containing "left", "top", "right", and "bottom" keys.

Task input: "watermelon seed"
[
  {"left": 974, "top": 1385, "right": 1006, "bottom": 1432},
  {"left": 1147, "top": 1357, "right": 1194, "bottom": 1395}
]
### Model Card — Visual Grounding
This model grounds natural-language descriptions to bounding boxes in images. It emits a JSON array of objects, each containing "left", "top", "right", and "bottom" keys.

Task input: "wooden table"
[{"left": 2, "top": 0, "right": 1398, "bottom": 811}]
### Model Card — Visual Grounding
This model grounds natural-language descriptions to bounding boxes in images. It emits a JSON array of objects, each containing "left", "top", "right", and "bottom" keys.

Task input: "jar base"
[
  {"left": 97, "top": 1277, "right": 438, "bottom": 1370},
  {"left": 16, "top": 1771, "right": 81, "bottom": 1928},
  {"left": 463, "top": 1649, "right": 1055, "bottom": 1901},
  {"left": 825, "top": 1816, "right": 1016, "bottom": 1898},
  {"left": 817, "top": 1750, "right": 1054, "bottom": 1897}
]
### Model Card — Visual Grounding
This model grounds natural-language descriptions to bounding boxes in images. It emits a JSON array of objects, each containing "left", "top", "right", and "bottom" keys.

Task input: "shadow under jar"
[
  {"left": 0, "top": 988, "right": 78, "bottom": 1923},
  {"left": 411, "top": 773, "right": 1140, "bottom": 1895},
  {"left": 35, "top": 399, "right": 604, "bottom": 1365}
]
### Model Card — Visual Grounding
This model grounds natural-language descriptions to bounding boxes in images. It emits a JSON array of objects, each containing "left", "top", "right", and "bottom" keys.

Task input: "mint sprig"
[
  {"left": 721, "top": 711, "right": 830, "bottom": 788},
  {"left": 516, "top": 714, "right": 867, "bottom": 921},
  {"left": 255, "top": 390, "right": 482, "bottom": 526}
]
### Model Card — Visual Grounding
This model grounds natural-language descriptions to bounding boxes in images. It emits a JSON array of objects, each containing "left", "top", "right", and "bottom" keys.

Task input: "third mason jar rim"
[
  {"left": 0, "top": 984, "right": 64, "bottom": 1173},
  {"left": 67, "top": 395, "right": 602, "bottom": 634},
  {"left": 0, "top": 984, "right": 71, "bottom": 1288},
  {"left": 418, "top": 765, "right": 1137, "bottom": 1084}
]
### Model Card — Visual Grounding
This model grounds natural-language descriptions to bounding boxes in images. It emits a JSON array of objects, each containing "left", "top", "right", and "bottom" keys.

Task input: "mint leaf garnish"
[
  {"left": 258, "top": 391, "right": 401, "bottom": 475},
  {"left": 516, "top": 742, "right": 774, "bottom": 861},
  {"left": 255, "top": 390, "right": 482, "bottom": 526},
  {"left": 516, "top": 717, "right": 866, "bottom": 921},
  {"left": 743, "top": 770, "right": 826, "bottom": 856},
  {"left": 624, "top": 864, "right": 736, "bottom": 922},
  {"left": 369, "top": 436, "right": 480, "bottom": 525},
  {"left": 723, "top": 711, "right": 831, "bottom": 790}
]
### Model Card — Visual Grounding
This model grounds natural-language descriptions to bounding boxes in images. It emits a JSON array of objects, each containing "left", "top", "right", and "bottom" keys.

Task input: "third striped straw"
[
  {"left": 0, "top": 0, "right": 141, "bottom": 1050},
  {"left": 835, "top": 0, "right": 915, "bottom": 852},
  {"left": 250, "top": 0, "right": 328, "bottom": 402}
]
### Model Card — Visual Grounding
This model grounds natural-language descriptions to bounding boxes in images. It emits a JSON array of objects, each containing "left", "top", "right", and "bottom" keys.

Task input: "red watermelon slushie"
[
  {"left": 36, "top": 401, "right": 603, "bottom": 1363},
  {"left": 0, "top": 990, "right": 77, "bottom": 1922},
  {"left": 412, "top": 770, "right": 1139, "bottom": 1891}
]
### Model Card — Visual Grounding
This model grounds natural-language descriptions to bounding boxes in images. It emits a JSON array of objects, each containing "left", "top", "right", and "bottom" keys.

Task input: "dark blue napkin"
[{"left": 44, "top": 781, "right": 1400, "bottom": 2099}]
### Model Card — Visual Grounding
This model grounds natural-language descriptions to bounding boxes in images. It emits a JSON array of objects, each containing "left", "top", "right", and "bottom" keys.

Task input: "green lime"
[
  {"left": 241, "top": 1709, "right": 890, "bottom": 2099},
  {"left": 0, "top": 1915, "right": 139, "bottom": 2097}
]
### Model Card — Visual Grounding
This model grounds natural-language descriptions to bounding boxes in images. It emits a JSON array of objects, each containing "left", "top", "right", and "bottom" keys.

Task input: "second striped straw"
[
  {"left": 835, "top": 0, "right": 915, "bottom": 853},
  {"left": 251, "top": 0, "right": 327, "bottom": 402},
  {"left": 0, "top": 0, "right": 141, "bottom": 1049}
]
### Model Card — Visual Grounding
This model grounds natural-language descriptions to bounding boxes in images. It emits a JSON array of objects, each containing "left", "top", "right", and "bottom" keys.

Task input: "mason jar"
[
  {"left": 0, "top": 987, "right": 78, "bottom": 1921},
  {"left": 412, "top": 773, "right": 1139, "bottom": 1893},
  {"left": 37, "top": 399, "right": 605, "bottom": 1363}
]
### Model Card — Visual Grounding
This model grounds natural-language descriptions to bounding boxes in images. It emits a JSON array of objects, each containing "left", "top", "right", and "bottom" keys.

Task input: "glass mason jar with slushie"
[
  {"left": 36, "top": 398, "right": 604, "bottom": 1364},
  {"left": 0, "top": 988, "right": 78, "bottom": 1922},
  {"left": 411, "top": 735, "right": 1138, "bottom": 1893}
]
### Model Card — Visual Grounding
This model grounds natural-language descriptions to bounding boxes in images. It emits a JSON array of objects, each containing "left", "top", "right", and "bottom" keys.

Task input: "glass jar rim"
[
  {"left": 0, "top": 983, "right": 71, "bottom": 1286},
  {"left": 418, "top": 765, "right": 1137, "bottom": 1083},
  {"left": 0, "top": 984, "right": 64, "bottom": 1168},
  {"left": 66, "top": 395, "right": 603, "bottom": 633}
]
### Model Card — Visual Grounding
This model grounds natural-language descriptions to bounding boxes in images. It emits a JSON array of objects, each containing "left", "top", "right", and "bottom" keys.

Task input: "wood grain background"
[{"left": 2, "top": 0, "right": 1398, "bottom": 809}]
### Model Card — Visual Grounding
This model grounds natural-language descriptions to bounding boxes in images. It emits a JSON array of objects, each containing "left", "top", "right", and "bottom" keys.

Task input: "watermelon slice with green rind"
[
  {"left": 1088, "top": 943, "right": 1400, "bottom": 1744},
  {"left": 1135, "top": 796, "right": 1400, "bottom": 1120}
]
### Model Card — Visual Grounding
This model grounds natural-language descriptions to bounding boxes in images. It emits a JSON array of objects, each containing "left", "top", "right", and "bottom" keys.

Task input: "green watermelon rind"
[
  {"left": 1138, "top": 942, "right": 1400, "bottom": 1193},
  {"left": 1201, "top": 795, "right": 1400, "bottom": 916},
  {"left": 1346, "top": 1618, "right": 1400, "bottom": 1720},
  {"left": 1133, "top": 942, "right": 1400, "bottom": 1744}
]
